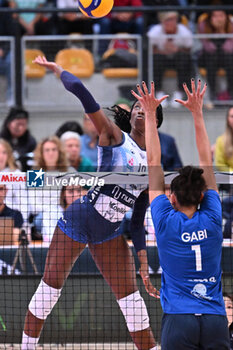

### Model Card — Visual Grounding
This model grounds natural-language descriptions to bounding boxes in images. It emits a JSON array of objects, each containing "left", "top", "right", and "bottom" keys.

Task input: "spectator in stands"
[
  {"left": 61, "top": 131, "right": 95, "bottom": 172},
  {"left": 0, "top": 107, "right": 37, "bottom": 171},
  {"left": 143, "top": 0, "right": 189, "bottom": 28},
  {"left": 33, "top": 135, "right": 73, "bottom": 172},
  {"left": 0, "top": 184, "right": 23, "bottom": 228},
  {"left": 215, "top": 106, "right": 233, "bottom": 171},
  {"left": 60, "top": 185, "right": 87, "bottom": 210},
  {"left": 98, "top": 0, "right": 143, "bottom": 55},
  {"left": 80, "top": 114, "right": 98, "bottom": 170},
  {"left": 55, "top": 120, "right": 83, "bottom": 138},
  {"left": 31, "top": 136, "right": 76, "bottom": 242},
  {"left": 214, "top": 107, "right": 233, "bottom": 237},
  {"left": 147, "top": 11, "right": 193, "bottom": 107},
  {"left": 57, "top": 0, "right": 93, "bottom": 35},
  {"left": 198, "top": 10, "right": 233, "bottom": 102},
  {"left": 0, "top": 139, "right": 28, "bottom": 221},
  {"left": 223, "top": 293, "right": 233, "bottom": 349},
  {"left": 9, "top": 0, "right": 53, "bottom": 35},
  {"left": 99, "top": 0, "right": 143, "bottom": 36},
  {"left": 0, "top": 139, "right": 17, "bottom": 171}
]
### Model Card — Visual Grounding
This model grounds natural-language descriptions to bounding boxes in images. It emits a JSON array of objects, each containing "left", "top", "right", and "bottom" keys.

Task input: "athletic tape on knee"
[
  {"left": 117, "top": 290, "right": 150, "bottom": 332},
  {"left": 29, "top": 280, "right": 61, "bottom": 320}
]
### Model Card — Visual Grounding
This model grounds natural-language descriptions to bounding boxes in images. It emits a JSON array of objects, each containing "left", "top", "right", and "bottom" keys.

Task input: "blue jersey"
[{"left": 151, "top": 190, "right": 226, "bottom": 315}]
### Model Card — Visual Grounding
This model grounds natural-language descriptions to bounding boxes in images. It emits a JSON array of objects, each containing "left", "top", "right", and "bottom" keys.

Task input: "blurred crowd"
[{"left": 0, "top": 0, "right": 233, "bottom": 105}]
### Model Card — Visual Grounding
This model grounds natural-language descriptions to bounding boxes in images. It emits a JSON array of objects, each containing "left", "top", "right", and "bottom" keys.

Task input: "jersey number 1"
[{"left": 191, "top": 245, "right": 202, "bottom": 271}]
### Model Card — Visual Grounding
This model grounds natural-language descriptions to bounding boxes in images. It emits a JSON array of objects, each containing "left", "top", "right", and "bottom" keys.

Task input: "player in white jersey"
[{"left": 21, "top": 56, "right": 163, "bottom": 350}]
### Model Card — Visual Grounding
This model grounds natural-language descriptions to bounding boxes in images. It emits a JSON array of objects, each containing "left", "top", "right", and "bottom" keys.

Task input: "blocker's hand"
[
  {"left": 131, "top": 81, "right": 168, "bottom": 117},
  {"left": 175, "top": 78, "right": 207, "bottom": 114},
  {"left": 139, "top": 267, "right": 160, "bottom": 299},
  {"left": 33, "top": 56, "right": 64, "bottom": 77}
]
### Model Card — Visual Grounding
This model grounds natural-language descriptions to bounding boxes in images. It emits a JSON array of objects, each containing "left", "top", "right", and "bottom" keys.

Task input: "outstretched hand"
[
  {"left": 33, "top": 56, "right": 63, "bottom": 76},
  {"left": 131, "top": 82, "right": 168, "bottom": 116},
  {"left": 139, "top": 268, "right": 160, "bottom": 299},
  {"left": 175, "top": 79, "right": 207, "bottom": 113}
]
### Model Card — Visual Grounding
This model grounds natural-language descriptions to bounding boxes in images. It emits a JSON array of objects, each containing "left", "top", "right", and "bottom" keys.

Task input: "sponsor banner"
[{"left": 0, "top": 171, "right": 232, "bottom": 186}]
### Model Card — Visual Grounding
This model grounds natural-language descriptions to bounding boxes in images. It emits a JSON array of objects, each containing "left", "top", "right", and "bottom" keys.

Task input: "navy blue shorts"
[
  {"left": 57, "top": 195, "right": 122, "bottom": 244},
  {"left": 161, "top": 313, "right": 230, "bottom": 350}
]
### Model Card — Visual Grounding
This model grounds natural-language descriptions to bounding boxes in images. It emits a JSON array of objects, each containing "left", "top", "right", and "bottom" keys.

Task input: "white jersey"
[{"left": 87, "top": 132, "right": 148, "bottom": 223}]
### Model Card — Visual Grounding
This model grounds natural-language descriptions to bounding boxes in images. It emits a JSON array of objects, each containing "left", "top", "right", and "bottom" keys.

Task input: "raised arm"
[
  {"left": 131, "top": 82, "right": 168, "bottom": 203},
  {"left": 175, "top": 79, "right": 217, "bottom": 191},
  {"left": 33, "top": 56, "right": 122, "bottom": 143}
]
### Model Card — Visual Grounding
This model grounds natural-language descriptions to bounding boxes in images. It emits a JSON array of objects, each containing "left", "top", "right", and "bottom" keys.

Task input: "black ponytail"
[{"left": 107, "top": 105, "right": 131, "bottom": 133}]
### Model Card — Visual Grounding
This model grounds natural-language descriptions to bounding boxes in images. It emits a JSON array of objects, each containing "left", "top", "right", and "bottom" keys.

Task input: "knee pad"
[
  {"left": 117, "top": 290, "right": 150, "bottom": 332},
  {"left": 29, "top": 280, "right": 61, "bottom": 320}
]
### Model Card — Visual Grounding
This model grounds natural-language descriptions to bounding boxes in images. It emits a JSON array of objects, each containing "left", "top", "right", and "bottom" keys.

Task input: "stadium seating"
[
  {"left": 101, "top": 48, "right": 138, "bottom": 78},
  {"left": 25, "top": 49, "right": 46, "bottom": 79},
  {"left": 55, "top": 48, "right": 95, "bottom": 78}
]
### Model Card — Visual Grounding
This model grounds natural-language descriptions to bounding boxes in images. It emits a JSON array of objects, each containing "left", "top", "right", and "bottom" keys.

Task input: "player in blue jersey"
[
  {"left": 21, "top": 56, "right": 161, "bottom": 350},
  {"left": 132, "top": 79, "right": 230, "bottom": 349}
]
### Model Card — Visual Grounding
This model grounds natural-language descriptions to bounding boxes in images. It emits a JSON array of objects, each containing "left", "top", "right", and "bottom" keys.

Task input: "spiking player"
[
  {"left": 132, "top": 79, "right": 230, "bottom": 349},
  {"left": 21, "top": 56, "right": 165, "bottom": 350}
]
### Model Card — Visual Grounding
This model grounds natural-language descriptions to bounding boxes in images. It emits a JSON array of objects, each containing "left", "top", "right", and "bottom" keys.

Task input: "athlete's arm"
[
  {"left": 175, "top": 80, "right": 217, "bottom": 191},
  {"left": 130, "top": 190, "right": 148, "bottom": 253},
  {"left": 33, "top": 56, "right": 122, "bottom": 145},
  {"left": 131, "top": 82, "right": 168, "bottom": 203},
  {"left": 130, "top": 190, "right": 159, "bottom": 298}
]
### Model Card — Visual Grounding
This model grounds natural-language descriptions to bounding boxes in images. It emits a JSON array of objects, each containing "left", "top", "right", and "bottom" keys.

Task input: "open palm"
[
  {"left": 131, "top": 82, "right": 168, "bottom": 114},
  {"left": 175, "top": 79, "right": 207, "bottom": 113}
]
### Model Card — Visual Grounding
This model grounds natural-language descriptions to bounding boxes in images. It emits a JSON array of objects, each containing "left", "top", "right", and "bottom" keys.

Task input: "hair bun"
[{"left": 179, "top": 166, "right": 204, "bottom": 185}]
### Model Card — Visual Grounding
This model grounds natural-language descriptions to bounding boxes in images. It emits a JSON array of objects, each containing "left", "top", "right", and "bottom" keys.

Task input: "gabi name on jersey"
[{"left": 181, "top": 229, "right": 207, "bottom": 243}]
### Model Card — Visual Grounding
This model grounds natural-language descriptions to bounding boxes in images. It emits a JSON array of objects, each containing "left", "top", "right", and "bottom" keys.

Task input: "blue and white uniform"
[{"left": 58, "top": 132, "right": 148, "bottom": 244}]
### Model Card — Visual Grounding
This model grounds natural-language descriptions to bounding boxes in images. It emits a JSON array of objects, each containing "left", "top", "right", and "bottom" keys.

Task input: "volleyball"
[{"left": 78, "top": 0, "right": 114, "bottom": 18}]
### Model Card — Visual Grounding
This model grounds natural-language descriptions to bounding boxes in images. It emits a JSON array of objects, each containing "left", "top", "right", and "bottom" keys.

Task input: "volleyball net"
[{"left": 0, "top": 171, "right": 232, "bottom": 349}]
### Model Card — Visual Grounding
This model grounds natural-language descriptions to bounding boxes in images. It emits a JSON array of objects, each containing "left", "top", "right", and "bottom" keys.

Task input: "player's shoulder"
[{"left": 203, "top": 189, "right": 220, "bottom": 201}]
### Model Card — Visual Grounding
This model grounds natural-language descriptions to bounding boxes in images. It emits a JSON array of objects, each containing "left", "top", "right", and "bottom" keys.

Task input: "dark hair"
[
  {"left": 206, "top": 8, "right": 232, "bottom": 33},
  {"left": 223, "top": 292, "right": 233, "bottom": 300},
  {"left": 55, "top": 121, "right": 83, "bottom": 138},
  {"left": 5, "top": 107, "right": 28, "bottom": 123},
  {"left": 107, "top": 100, "right": 163, "bottom": 132},
  {"left": 170, "top": 166, "right": 207, "bottom": 207},
  {"left": 0, "top": 107, "right": 29, "bottom": 140}
]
